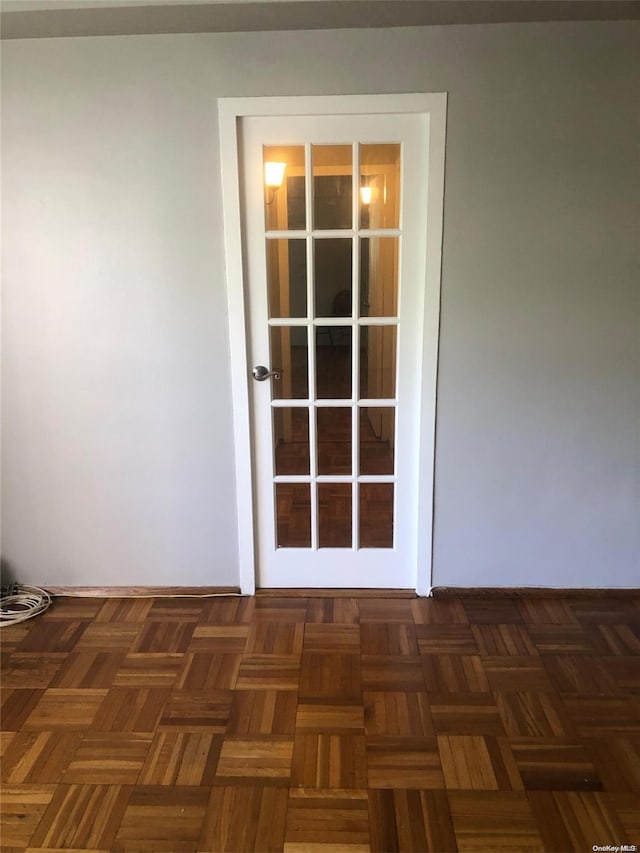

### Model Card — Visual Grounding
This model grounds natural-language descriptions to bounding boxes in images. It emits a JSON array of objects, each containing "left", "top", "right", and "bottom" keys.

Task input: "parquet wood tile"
[
  {"left": 1, "top": 655, "right": 66, "bottom": 690},
  {"left": 245, "top": 622, "right": 304, "bottom": 656},
  {"left": 299, "top": 652, "right": 361, "bottom": 701},
  {"left": 36, "top": 599, "right": 103, "bottom": 621},
  {"left": 131, "top": 621, "right": 195, "bottom": 653},
  {"left": 429, "top": 694, "right": 507, "bottom": 736},
  {"left": 527, "top": 623, "right": 597, "bottom": 654},
  {"left": 200, "top": 784, "right": 288, "bottom": 852},
  {"left": 63, "top": 732, "right": 153, "bottom": 784},
  {"left": 2, "top": 732, "right": 82, "bottom": 784},
  {"left": 29, "top": 783, "right": 131, "bottom": 850},
  {"left": 236, "top": 656, "right": 301, "bottom": 691},
  {"left": 361, "top": 656, "right": 425, "bottom": 692},
  {"left": 541, "top": 653, "right": 620, "bottom": 694},
  {"left": 516, "top": 598, "right": 578, "bottom": 625},
  {"left": 585, "top": 735, "right": 640, "bottom": 791},
  {"left": 187, "top": 624, "right": 249, "bottom": 653},
  {"left": 17, "top": 621, "right": 89, "bottom": 654},
  {"left": 0, "top": 785, "right": 56, "bottom": 848},
  {"left": 366, "top": 736, "right": 444, "bottom": 788},
  {"left": 605, "top": 656, "right": 640, "bottom": 693},
  {"left": 2, "top": 689, "right": 45, "bottom": 732},
  {"left": 175, "top": 652, "right": 241, "bottom": 690},
  {"left": 563, "top": 696, "right": 640, "bottom": 736},
  {"left": 112, "top": 785, "right": 209, "bottom": 851},
  {"left": 306, "top": 597, "right": 360, "bottom": 624},
  {"left": 73, "top": 623, "right": 142, "bottom": 651},
  {"left": 438, "top": 735, "right": 522, "bottom": 790},
  {"left": 411, "top": 597, "right": 468, "bottom": 625},
  {"left": 303, "top": 623, "right": 360, "bottom": 651},
  {"left": 368, "top": 788, "right": 457, "bottom": 852},
  {"left": 198, "top": 595, "right": 255, "bottom": 625},
  {"left": 49, "top": 651, "right": 126, "bottom": 689},
  {"left": 113, "top": 652, "right": 184, "bottom": 687},
  {"left": 296, "top": 701, "right": 364, "bottom": 733},
  {"left": 483, "top": 656, "right": 554, "bottom": 692},
  {"left": 358, "top": 599, "right": 414, "bottom": 623},
  {"left": 90, "top": 687, "right": 170, "bottom": 733},
  {"left": 509, "top": 738, "right": 603, "bottom": 791},
  {"left": 462, "top": 598, "right": 524, "bottom": 624},
  {"left": 95, "top": 598, "right": 153, "bottom": 623},
  {"left": 421, "top": 654, "right": 489, "bottom": 693},
  {"left": 158, "top": 689, "right": 233, "bottom": 731},
  {"left": 448, "top": 790, "right": 544, "bottom": 852},
  {"left": 363, "top": 691, "right": 434, "bottom": 736},
  {"left": 527, "top": 790, "right": 631, "bottom": 852},
  {"left": 607, "top": 791, "right": 640, "bottom": 837},
  {"left": 415, "top": 624, "right": 479, "bottom": 655},
  {"left": 471, "top": 623, "right": 537, "bottom": 656},
  {"left": 495, "top": 691, "right": 573, "bottom": 737},
  {"left": 360, "top": 623, "right": 418, "bottom": 656},
  {"left": 285, "top": 788, "right": 370, "bottom": 850},
  {"left": 291, "top": 733, "right": 367, "bottom": 788},
  {"left": 228, "top": 689, "right": 298, "bottom": 735},
  {"left": 590, "top": 623, "right": 640, "bottom": 655},
  {"left": 3, "top": 591, "right": 640, "bottom": 851},
  {"left": 23, "top": 689, "right": 108, "bottom": 731},
  {"left": 214, "top": 736, "right": 294, "bottom": 784},
  {"left": 137, "top": 731, "right": 222, "bottom": 785}
]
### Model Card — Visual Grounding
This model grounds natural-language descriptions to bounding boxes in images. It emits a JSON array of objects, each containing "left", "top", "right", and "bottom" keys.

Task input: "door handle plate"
[{"left": 253, "top": 365, "right": 281, "bottom": 381}]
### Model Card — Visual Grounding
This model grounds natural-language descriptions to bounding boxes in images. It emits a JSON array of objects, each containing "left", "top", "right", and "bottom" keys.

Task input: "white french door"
[{"left": 219, "top": 95, "right": 446, "bottom": 593}]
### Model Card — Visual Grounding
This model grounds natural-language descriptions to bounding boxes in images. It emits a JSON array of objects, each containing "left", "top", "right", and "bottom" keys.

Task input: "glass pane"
[
  {"left": 360, "top": 326, "right": 397, "bottom": 399},
  {"left": 314, "top": 238, "right": 352, "bottom": 319},
  {"left": 276, "top": 483, "right": 311, "bottom": 547},
  {"left": 360, "top": 407, "right": 395, "bottom": 475},
  {"left": 264, "top": 145, "right": 305, "bottom": 231},
  {"left": 360, "top": 237, "right": 398, "bottom": 318},
  {"left": 316, "top": 327, "right": 352, "bottom": 399},
  {"left": 317, "top": 407, "right": 351, "bottom": 475},
  {"left": 318, "top": 483, "right": 352, "bottom": 548},
  {"left": 267, "top": 239, "right": 307, "bottom": 319},
  {"left": 274, "top": 408, "right": 309, "bottom": 475},
  {"left": 270, "top": 327, "right": 308, "bottom": 400},
  {"left": 313, "top": 145, "right": 352, "bottom": 230},
  {"left": 359, "top": 483, "right": 394, "bottom": 548},
  {"left": 359, "top": 143, "right": 401, "bottom": 229}
]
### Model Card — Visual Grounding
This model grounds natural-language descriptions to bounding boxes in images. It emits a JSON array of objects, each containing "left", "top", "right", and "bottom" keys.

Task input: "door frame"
[{"left": 218, "top": 94, "right": 447, "bottom": 596}]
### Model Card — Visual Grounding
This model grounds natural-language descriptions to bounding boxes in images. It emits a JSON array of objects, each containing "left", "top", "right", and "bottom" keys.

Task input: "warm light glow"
[
  {"left": 360, "top": 185, "right": 373, "bottom": 205},
  {"left": 264, "top": 161, "right": 286, "bottom": 188}
]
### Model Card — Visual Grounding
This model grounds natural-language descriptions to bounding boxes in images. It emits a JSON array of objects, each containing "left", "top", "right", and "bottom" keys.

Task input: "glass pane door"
[
  {"left": 263, "top": 142, "right": 401, "bottom": 551},
  {"left": 242, "top": 109, "right": 431, "bottom": 589}
]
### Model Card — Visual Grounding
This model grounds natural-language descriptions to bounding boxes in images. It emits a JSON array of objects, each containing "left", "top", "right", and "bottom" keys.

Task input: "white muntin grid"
[{"left": 264, "top": 140, "right": 403, "bottom": 551}]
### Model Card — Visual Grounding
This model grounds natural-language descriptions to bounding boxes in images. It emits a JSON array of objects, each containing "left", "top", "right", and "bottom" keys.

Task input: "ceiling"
[{"left": 2, "top": 0, "right": 639, "bottom": 39}]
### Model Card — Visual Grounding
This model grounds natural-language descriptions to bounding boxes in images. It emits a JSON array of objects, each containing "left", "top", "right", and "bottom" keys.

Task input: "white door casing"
[{"left": 218, "top": 95, "right": 447, "bottom": 595}]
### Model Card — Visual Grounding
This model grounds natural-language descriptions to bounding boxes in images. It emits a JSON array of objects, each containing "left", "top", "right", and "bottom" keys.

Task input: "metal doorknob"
[{"left": 252, "top": 365, "right": 281, "bottom": 381}]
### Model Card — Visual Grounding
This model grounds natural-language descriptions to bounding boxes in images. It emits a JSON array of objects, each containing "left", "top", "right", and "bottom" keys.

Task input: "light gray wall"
[{"left": 2, "top": 21, "right": 638, "bottom": 588}]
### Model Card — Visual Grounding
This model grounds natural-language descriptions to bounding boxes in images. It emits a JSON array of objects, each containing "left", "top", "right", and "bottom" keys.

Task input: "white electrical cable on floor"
[{"left": 0, "top": 584, "right": 52, "bottom": 626}]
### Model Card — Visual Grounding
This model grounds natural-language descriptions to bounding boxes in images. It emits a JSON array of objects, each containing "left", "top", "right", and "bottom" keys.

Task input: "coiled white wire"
[{"left": 0, "top": 584, "right": 52, "bottom": 626}]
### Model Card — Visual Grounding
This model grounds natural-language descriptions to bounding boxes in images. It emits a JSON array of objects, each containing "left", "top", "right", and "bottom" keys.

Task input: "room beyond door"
[{"left": 241, "top": 112, "right": 429, "bottom": 588}]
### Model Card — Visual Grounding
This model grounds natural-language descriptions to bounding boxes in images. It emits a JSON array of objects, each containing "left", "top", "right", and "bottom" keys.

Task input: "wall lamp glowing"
[
  {"left": 265, "top": 162, "right": 286, "bottom": 205},
  {"left": 360, "top": 185, "right": 373, "bottom": 205}
]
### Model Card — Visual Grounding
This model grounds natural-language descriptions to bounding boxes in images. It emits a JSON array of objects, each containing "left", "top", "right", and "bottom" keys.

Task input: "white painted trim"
[
  {"left": 218, "top": 94, "right": 447, "bottom": 596},
  {"left": 416, "top": 95, "right": 447, "bottom": 596},
  {"left": 218, "top": 101, "right": 256, "bottom": 595}
]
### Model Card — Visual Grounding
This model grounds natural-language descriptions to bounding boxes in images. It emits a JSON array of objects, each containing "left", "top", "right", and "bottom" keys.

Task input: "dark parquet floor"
[{"left": 1, "top": 593, "right": 639, "bottom": 851}]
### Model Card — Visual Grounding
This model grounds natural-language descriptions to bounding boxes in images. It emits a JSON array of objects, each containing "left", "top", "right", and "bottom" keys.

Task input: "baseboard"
[
  {"left": 44, "top": 586, "right": 241, "bottom": 598},
  {"left": 256, "top": 588, "right": 416, "bottom": 598},
  {"left": 431, "top": 586, "right": 639, "bottom": 598}
]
